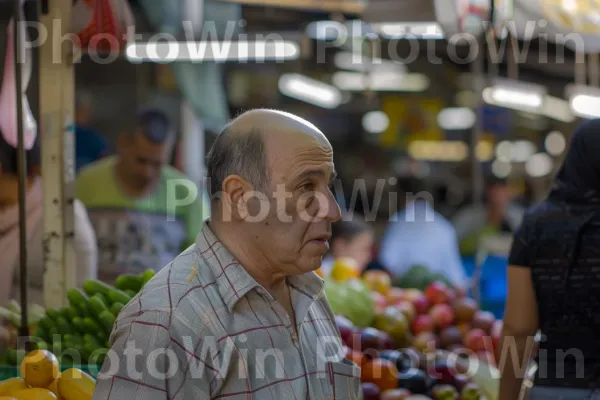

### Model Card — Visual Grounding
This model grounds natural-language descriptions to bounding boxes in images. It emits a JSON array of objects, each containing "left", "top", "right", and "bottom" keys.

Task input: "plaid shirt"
[{"left": 93, "top": 222, "right": 360, "bottom": 400}]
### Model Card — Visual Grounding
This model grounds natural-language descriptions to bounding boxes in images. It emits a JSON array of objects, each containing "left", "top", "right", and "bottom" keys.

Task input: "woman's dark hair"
[
  {"left": 0, "top": 131, "right": 40, "bottom": 177},
  {"left": 331, "top": 214, "right": 372, "bottom": 243}
]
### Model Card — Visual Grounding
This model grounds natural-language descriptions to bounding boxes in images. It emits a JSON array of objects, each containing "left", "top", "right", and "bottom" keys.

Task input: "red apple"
[
  {"left": 335, "top": 315, "right": 355, "bottom": 347},
  {"left": 387, "top": 287, "right": 405, "bottom": 304},
  {"left": 425, "top": 281, "right": 452, "bottom": 305},
  {"left": 429, "top": 304, "right": 455, "bottom": 329},
  {"left": 472, "top": 311, "right": 495, "bottom": 334},
  {"left": 452, "top": 298, "right": 478, "bottom": 323},
  {"left": 464, "top": 328, "right": 492, "bottom": 353},
  {"left": 413, "top": 332, "right": 438, "bottom": 352},
  {"left": 411, "top": 315, "right": 435, "bottom": 335},
  {"left": 361, "top": 382, "right": 381, "bottom": 400},
  {"left": 381, "top": 388, "right": 411, "bottom": 399},
  {"left": 372, "top": 291, "right": 388, "bottom": 314},
  {"left": 395, "top": 301, "right": 416, "bottom": 322},
  {"left": 411, "top": 294, "right": 431, "bottom": 314},
  {"left": 439, "top": 326, "right": 463, "bottom": 349}
]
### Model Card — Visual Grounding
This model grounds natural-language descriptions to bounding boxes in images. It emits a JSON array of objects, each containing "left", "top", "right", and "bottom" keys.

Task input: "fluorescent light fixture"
[
  {"left": 305, "top": 20, "right": 346, "bottom": 41},
  {"left": 437, "top": 107, "right": 476, "bottom": 130},
  {"left": 362, "top": 111, "right": 389, "bottom": 134},
  {"left": 278, "top": 73, "right": 342, "bottom": 109},
  {"left": 333, "top": 51, "right": 406, "bottom": 73},
  {"left": 332, "top": 71, "right": 430, "bottom": 92},
  {"left": 408, "top": 141, "right": 468, "bottom": 162},
  {"left": 371, "top": 22, "right": 444, "bottom": 39},
  {"left": 542, "top": 96, "right": 575, "bottom": 123},
  {"left": 525, "top": 153, "right": 553, "bottom": 177},
  {"left": 483, "top": 79, "right": 546, "bottom": 113},
  {"left": 125, "top": 40, "right": 300, "bottom": 62},
  {"left": 545, "top": 131, "right": 566, "bottom": 156},
  {"left": 566, "top": 84, "right": 600, "bottom": 119},
  {"left": 492, "top": 159, "right": 512, "bottom": 178}
]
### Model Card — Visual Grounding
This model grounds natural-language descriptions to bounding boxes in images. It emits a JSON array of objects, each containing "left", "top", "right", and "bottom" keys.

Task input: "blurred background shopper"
[{"left": 500, "top": 119, "right": 600, "bottom": 400}]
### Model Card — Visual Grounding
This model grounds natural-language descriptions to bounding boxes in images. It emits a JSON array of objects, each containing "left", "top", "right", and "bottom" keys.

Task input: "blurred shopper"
[
  {"left": 93, "top": 109, "right": 360, "bottom": 399},
  {"left": 500, "top": 120, "right": 600, "bottom": 399},
  {"left": 0, "top": 134, "right": 97, "bottom": 307},
  {"left": 321, "top": 213, "right": 374, "bottom": 276},
  {"left": 76, "top": 108, "right": 209, "bottom": 283},
  {"left": 452, "top": 177, "right": 524, "bottom": 257},
  {"left": 379, "top": 176, "right": 467, "bottom": 288},
  {"left": 74, "top": 90, "right": 108, "bottom": 172}
]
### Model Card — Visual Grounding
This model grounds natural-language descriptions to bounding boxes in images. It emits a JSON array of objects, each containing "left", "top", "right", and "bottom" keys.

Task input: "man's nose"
[{"left": 319, "top": 189, "right": 341, "bottom": 222}]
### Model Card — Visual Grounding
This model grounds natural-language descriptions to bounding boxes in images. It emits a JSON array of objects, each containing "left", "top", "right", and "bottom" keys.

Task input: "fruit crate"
[{"left": 0, "top": 364, "right": 99, "bottom": 381}]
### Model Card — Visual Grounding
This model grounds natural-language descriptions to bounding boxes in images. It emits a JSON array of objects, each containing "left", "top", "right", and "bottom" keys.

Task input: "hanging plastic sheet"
[
  {"left": 71, "top": 0, "right": 135, "bottom": 54},
  {"left": 137, "top": 0, "right": 239, "bottom": 131},
  {"left": 0, "top": 0, "right": 37, "bottom": 150}
]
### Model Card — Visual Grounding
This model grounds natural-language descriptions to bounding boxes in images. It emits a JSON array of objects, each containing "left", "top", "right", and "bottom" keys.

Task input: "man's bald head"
[{"left": 206, "top": 109, "right": 330, "bottom": 199}]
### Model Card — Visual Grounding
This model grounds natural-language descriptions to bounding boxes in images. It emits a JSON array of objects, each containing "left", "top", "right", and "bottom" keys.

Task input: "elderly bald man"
[{"left": 92, "top": 109, "right": 360, "bottom": 400}]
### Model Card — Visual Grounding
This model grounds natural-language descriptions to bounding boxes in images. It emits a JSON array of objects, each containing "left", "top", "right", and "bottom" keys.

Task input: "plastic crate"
[{"left": 0, "top": 364, "right": 99, "bottom": 381}]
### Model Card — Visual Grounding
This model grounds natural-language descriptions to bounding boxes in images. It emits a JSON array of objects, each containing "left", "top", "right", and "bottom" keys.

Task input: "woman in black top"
[{"left": 500, "top": 119, "right": 600, "bottom": 399}]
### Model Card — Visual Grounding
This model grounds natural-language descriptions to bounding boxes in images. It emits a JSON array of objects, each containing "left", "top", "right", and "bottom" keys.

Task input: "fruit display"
[
  {"left": 0, "top": 349, "right": 95, "bottom": 400},
  {"left": 329, "top": 268, "right": 500, "bottom": 400},
  {"left": 0, "top": 270, "right": 155, "bottom": 369}
]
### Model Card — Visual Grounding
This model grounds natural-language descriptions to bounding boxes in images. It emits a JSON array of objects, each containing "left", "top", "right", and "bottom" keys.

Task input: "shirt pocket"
[{"left": 326, "top": 359, "right": 361, "bottom": 400}]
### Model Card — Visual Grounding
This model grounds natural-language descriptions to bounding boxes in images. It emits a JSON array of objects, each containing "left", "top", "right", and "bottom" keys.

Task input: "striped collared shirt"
[{"left": 92, "top": 222, "right": 360, "bottom": 400}]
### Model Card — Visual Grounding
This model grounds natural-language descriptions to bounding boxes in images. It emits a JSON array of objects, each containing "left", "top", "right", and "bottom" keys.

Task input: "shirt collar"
[
  {"left": 195, "top": 221, "right": 325, "bottom": 312},
  {"left": 195, "top": 221, "right": 261, "bottom": 312}
]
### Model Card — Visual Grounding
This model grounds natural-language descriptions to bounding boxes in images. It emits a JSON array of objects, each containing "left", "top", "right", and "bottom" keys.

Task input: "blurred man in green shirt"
[{"left": 76, "top": 108, "right": 209, "bottom": 283}]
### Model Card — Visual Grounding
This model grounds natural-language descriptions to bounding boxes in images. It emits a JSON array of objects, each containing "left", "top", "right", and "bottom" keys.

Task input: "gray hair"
[{"left": 206, "top": 127, "right": 268, "bottom": 200}]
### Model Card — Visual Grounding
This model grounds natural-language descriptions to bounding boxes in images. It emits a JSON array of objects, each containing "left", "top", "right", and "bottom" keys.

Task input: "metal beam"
[{"left": 39, "top": 0, "right": 75, "bottom": 308}]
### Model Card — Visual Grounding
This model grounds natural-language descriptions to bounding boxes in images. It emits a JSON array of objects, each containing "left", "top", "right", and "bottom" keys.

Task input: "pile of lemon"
[{"left": 0, "top": 350, "right": 95, "bottom": 400}]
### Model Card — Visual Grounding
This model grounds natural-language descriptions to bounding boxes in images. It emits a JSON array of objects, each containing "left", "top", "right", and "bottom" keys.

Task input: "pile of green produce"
[
  {"left": 393, "top": 265, "right": 453, "bottom": 292},
  {"left": 0, "top": 270, "right": 155, "bottom": 367},
  {"left": 324, "top": 278, "right": 376, "bottom": 328}
]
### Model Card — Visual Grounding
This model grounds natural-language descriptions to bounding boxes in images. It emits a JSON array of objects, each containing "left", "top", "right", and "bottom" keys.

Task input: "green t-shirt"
[{"left": 76, "top": 156, "right": 209, "bottom": 282}]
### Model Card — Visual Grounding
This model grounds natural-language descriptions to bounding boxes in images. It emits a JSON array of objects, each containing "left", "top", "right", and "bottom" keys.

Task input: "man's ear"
[{"left": 221, "top": 175, "right": 252, "bottom": 221}]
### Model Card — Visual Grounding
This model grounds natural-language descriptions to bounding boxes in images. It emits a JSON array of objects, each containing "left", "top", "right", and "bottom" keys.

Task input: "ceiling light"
[
  {"left": 545, "top": 131, "right": 566, "bottom": 156},
  {"left": 278, "top": 74, "right": 342, "bottom": 109},
  {"left": 437, "top": 107, "right": 476, "bottom": 130},
  {"left": 371, "top": 22, "right": 444, "bottom": 39},
  {"left": 492, "top": 159, "right": 512, "bottom": 178},
  {"left": 495, "top": 140, "right": 513, "bottom": 162},
  {"left": 126, "top": 40, "right": 300, "bottom": 62},
  {"left": 525, "top": 153, "right": 553, "bottom": 177},
  {"left": 333, "top": 51, "right": 406, "bottom": 73},
  {"left": 408, "top": 141, "right": 468, "bottom": 162},
  {"left": 483, "top": 79, "right": 546, "bottom": 113},
  {"left": 362, "top": 111, "right": 389, "bottom": 134},
  {"left": 566, "top": 84, "right": 600, "bottom": 119},
  {"left": 332, "top": 71, "right": 430, "bottom": 92}
]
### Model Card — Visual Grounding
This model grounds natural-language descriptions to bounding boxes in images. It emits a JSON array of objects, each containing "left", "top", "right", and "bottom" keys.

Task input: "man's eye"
[{"left": 300, "top": 183, "right": 314, "bottom": 192}]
